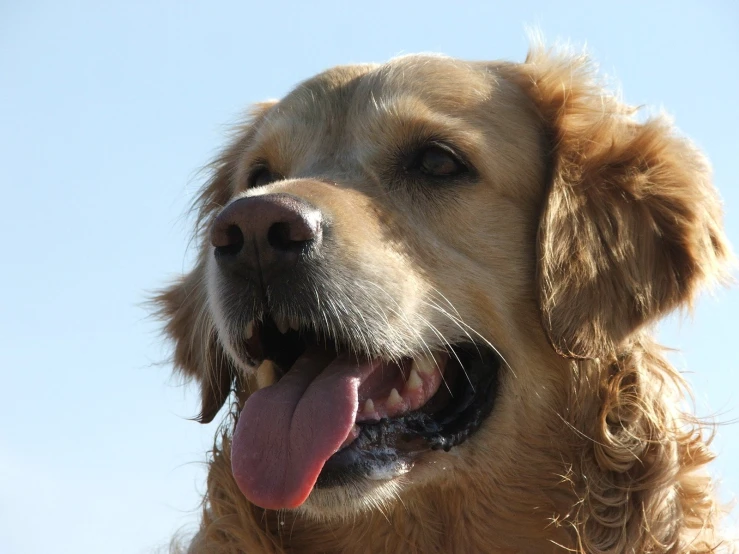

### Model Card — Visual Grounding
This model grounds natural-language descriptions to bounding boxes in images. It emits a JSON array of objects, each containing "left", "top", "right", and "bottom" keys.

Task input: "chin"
[{"left": 298, "top": 480, "right": 407, "bottom": 520}]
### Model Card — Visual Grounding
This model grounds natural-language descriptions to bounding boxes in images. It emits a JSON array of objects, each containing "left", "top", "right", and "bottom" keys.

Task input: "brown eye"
[
  {"left": 413, "top": 145, "right": 467, "bottom": 177},
  {"left": 248, "top": 166, "right": 278, "bottom": 188}
]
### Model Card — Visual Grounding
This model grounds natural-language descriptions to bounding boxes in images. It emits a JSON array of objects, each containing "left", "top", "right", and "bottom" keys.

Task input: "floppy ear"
[
  {"left": 510, "top": 48, "right": 730, "bottom": 358},
  {"left": 153, "top": 101, "right": 276, "bottom": 422},
  {"left": 154, "top": 263, "right": 234, "bottom": 423}
]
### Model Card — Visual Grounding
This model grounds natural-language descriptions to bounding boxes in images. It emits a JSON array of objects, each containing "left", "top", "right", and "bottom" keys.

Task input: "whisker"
[{"left": 426, "top": 288, "right": 516, "bottom": 379}]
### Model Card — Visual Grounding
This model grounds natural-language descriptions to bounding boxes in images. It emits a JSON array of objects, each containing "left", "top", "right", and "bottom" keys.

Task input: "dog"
[{"left": 155, "top": 46, "right": 732, "bottom": 553}]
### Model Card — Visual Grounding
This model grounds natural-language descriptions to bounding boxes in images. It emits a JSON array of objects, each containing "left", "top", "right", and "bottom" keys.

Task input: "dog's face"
[
  {"left": 206, "top": 57, "right": 555, "bottom": 514},
  {"left": 156, "top": 51, "right": 728, "bottom": 526}
]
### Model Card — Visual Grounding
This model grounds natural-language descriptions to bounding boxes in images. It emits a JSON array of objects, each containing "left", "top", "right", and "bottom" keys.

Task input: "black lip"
[{"left": 316, "top": 346, "right": 501, "bottom": 488}]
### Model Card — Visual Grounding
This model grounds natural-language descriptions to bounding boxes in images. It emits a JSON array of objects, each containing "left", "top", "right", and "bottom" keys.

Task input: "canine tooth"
[
  {"left": 387, "top": 388, "right": 403, "bottom": 409},
  {"left": 363, "top": 398, "right": 375, "bottom": 415},
  {"left": 412, "top": 356, "right": 436, "bottom": 376},
  {"left": 405, "top": 368, "right": 423, "bottom": 392},
  {"left": 275, "top": 318, "right": 289, "bottom": 334},
  {"left": 289, "top": 317, "right": 300, "bottom": 331},
  {"left": 256, "top": 360, "right": 276, "bottom": 389},
  {"left": 245, "top": 320, "right": 254, "bottom": 340}
]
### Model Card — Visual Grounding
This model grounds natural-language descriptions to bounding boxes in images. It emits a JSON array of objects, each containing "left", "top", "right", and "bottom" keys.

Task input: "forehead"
[
  {"left": 293, "top": 56, "right": 492, "bottom": 114},
  {"left": 250, "top": 56, "right": 502, "bottom": 164}
]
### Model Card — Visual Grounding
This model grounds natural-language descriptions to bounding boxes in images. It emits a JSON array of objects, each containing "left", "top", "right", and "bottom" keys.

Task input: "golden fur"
[{"left": 155, "top": 46, "right": 733, "bottom": 553}]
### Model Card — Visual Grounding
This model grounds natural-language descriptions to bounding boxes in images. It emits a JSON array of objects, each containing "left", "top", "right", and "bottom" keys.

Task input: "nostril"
[
  {"left": 268, "top": 222, "right": 310, "bottom": 251},
  {"left": 214, "top": 224, "right": 245, "bottom": 257}
]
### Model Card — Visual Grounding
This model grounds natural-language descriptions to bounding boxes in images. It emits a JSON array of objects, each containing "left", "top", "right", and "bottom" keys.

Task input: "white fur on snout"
[{"left": 205, "top": 253, "right": 255, "bottom": 375}]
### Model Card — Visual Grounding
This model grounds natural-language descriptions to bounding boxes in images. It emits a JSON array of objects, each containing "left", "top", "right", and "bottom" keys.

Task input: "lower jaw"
[{"left": 316, "top": 427, "right": 417, "bottom": 488}]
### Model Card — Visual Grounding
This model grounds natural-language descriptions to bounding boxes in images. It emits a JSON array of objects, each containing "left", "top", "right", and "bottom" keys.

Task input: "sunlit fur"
[{"left": 154, "top": 45, "right": 733, "bottom": 553}]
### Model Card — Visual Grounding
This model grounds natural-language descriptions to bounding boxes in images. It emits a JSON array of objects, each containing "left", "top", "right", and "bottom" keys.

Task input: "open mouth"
[{"left": 230, "top": 314, "right": 501, "bottom": 510}]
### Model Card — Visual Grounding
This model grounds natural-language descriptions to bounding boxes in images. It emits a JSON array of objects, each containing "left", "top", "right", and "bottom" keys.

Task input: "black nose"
[{"left": 210, "top": 193, "right": 323, "bottom": 282}]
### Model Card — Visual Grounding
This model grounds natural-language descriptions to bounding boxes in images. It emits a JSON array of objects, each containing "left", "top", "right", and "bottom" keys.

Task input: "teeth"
[
  {"left": 387, "top": 388, "right": 403, "bottom": 410},
  {"left": 412, "top": 355, "right": 436, "bottom": 376},
  {"left": 363, "top": 398, "right": 375, "bottom": 415},
  {"left": 405, "top": 368, "right": 423, "bottom": 393},
  {"left": 275, "top": 318, "right": 289, "bottom": 334},
  {"left": 289, "top": 317, "right": 300, "bottom": 331},
  {"left": 255, "top": 360, "right": 276, "bottom": 389},
  {"left": 245, "top": 320, "right": 254, "bottom": 340}
]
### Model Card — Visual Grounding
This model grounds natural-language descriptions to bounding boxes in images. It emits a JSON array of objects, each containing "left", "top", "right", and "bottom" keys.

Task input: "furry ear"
[
  {"left": 511, "top": 48, "right": 730, "bottom": 358},
  {"left": 153, "top": 101, "right": 277, "bottom": 422},
  {"left": 154, "top": 263, "right": 234, "bottom": 423}
]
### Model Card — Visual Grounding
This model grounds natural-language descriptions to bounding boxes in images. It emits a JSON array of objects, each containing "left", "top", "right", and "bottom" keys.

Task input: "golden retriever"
[{"left": 155, "top": 46, "right": 732, "bottom": 553}]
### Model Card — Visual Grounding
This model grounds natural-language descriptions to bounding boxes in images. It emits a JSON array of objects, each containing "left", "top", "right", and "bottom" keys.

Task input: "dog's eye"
[
  {"left": 248, "top": 166, "right": 278, "bottom": 188},
  {"left": 411, "top": 145, "right": 467, "bottom": 178}
]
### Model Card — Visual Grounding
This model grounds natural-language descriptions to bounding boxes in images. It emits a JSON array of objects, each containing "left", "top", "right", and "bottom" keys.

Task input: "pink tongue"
[{"left": 231, "top": 348, "right": 372, "bottom": 510}]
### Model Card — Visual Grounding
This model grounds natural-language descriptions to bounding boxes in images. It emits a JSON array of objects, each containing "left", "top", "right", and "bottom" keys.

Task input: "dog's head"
[{"left": 155, "top": 48, "right": 729, "bottom": 530}]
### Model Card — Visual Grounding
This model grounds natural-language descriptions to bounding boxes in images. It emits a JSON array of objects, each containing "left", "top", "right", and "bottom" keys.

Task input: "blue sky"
[{"left": 1, "top": 1, "right": 737, "bottom": 552}]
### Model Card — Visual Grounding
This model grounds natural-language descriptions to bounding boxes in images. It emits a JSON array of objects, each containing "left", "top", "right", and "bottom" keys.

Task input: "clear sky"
[{"left": 1, "top": 1, "right": 737, "bottom": 552}]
